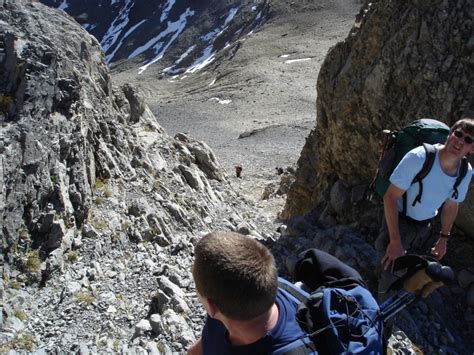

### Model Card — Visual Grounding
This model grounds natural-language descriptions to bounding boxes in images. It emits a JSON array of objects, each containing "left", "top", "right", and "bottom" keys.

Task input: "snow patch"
[
  {"left": 184, "top": 7, "right": 239, "bottom": 74},
  {"left": 163, "top": 45, "right": 196, "bottom": 74},
  {"left": 83, "top": 23, "right": 99, "bottom": 31},
  {"left": 186, "top": 46, "right": 215, "bottom": 73},
  {"left": 209, "top": 97, "right": 232, "bottom": 105},
  {"left": 160, "top": 0, "right": 176, "bottom": 23},
  {"left": 106, "top": 19, "right": 147, "bottom": 63},
  {"left": 136, "top": 8, "right": 195, "bottom": 74},
  {"left": 101, "top": 0, "right": 134, "bottom": 53},
  {"left": 58, "top": 0, "right": 69, "bottom": 10},
  {"left": 285, "top": 58, "right": 312, "bottom": 64}
]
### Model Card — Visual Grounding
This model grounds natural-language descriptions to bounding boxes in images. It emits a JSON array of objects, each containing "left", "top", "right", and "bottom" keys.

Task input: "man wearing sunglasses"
[{"left": 375, "top": 118, "right": 473, "bottom": 337}]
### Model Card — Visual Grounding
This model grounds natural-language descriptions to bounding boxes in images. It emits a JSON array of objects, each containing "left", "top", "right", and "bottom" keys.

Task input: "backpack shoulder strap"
[
  {"left": 404, "top": 143, "right": 436, "bottom": 212},
  {"left": 452, "top": 158, "right": 469, "bottom": 199},
  {"left": 413, "top": 143, "right": 437, "bottom": 184},
  {"left": 274, "top": 279, "right": 318, "bottom": 355},
  {"left": 272, "top": 337, "right": 318, "bottom": 355},
  {"left": 277, "top": 277, "right": 310, "bottom": 303}
]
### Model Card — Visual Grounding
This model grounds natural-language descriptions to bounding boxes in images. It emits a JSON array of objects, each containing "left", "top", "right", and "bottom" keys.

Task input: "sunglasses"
[{"left": 453, "top": 130, "right": 473, "bottom": 145}]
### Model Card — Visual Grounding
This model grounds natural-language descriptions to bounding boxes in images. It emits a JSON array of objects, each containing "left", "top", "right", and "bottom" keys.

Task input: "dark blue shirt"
[{"left": 201, "top": 288, "right": 306, "bottom": 354}]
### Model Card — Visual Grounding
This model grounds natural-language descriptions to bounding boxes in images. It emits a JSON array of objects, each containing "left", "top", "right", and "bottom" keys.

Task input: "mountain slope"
[{"left": 41, "top": 0, "right": 269, "bottom": 75}]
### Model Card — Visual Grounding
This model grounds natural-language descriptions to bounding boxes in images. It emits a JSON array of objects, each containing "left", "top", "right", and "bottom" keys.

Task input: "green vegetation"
[
  {"left": 0, "top": 94, "right": 13, "bottom": 113},
  {"left": 90, "top": 217, "right": 108, "bottom": 230},
  {"left": 121, "top": 221, "right": 130, "bottom": 231},
  {"left": 14, "top": 309, "right": 27, "bottom": 322},
  {"left": 19, "top": 227, "right": 29, "bottom": 240},
  {"left": 114, "top": 339, "right": 120, "bottom": 352},
  {"left": 0, "top": 334, "right": 36, "bottom": 352},
  {"left": 3, "top": 272, "right": 21, "bottom": 290},
  {"left": 25, "top": 250, "right": 41, "bottom": 273},
  {"left": 8, "top": 279, "right": 22, "bottom": 290},
  {"left": 94, "top": 178, "right": 113, "bottom": 199},
  {"left": 95, "top": 178, "right": 105, "bottom": 189},
  {"left": 94, "top": 197, "right": 104, "bottom": 205},
  {"left": 67, "top": 250, "right": 78, "bottom": 263},
  {"left": 74, "top": 291, "right": 95, "bottom": 305}
]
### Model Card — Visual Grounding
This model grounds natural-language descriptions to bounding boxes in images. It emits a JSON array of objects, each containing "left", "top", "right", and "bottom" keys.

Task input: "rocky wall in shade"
[{"left": 282, "top": 0, "right": 474, "bottom": 236}]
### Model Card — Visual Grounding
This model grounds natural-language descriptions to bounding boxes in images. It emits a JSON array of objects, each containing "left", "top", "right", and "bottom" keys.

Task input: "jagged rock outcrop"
[
  {"left": 0, "top": 1, "right": 275, "bottom": 352},
  {"left": 282, "top": 0, "right": 473, "bottom": 237}
]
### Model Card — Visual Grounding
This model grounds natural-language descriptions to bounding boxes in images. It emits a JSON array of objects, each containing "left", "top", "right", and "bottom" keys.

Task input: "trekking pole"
[{"left": 377, "top": 261, "right": 454, "bottom": 322}]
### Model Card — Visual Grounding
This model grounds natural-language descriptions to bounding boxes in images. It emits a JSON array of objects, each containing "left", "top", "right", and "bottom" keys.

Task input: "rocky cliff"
[
  {"left": 281, "top": 0, "right": 474, "bottom": 352},
  {"left": 282, "top": 0, "right": 474, "bottom": 237},
  {"left": 0, "top": 1, "right": 275, "bottom": 352}
]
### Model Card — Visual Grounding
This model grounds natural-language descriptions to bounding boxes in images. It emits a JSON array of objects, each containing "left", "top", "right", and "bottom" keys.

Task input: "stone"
[
  {"left": 82, "top": 224, "right": 98, "bottom": 239},
  {"left": 157, "top": 276, "right": 186, "bottom": 300},
  {"left": 467, "top": 284, "right": 474, "bottom": 308},
  {"left": 4, "top": 316, "right": 25, "bottom": 333},
  {"left": 330, "top": 180, "right": 350, "bottom": 217},
  {"left": 236, "top": 223, "right": 251, "bottom": 235},
  {"left": 457, "top": 269, "right": 474, "bottom": 289},
  {"left": 128, "top": 199, "right": 150, "bottom": 217},
  {"left": 149, "top": 314, "right": 162, "bottom": 334},
  {"left": 178, "top": 164, "right": 204, "bottom": 190},
  {"left": 66, "top": 281, "right": 82, "bottom": 295},
  {"left": 134, "top": 319, "right": 152, "bottom": 337}
]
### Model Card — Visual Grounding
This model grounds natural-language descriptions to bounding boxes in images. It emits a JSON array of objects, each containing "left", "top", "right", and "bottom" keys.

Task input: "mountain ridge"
[{"left": 41, "top": 0, "right": 269, "bottom": 75}]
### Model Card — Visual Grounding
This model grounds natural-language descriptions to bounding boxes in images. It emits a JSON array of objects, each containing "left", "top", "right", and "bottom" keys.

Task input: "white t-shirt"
[{"left": 390, "top": 144, "right": 472, "bottom": 221}]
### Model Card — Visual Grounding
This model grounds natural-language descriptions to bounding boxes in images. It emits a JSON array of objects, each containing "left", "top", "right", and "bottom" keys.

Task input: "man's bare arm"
[
  {"left": 382, "top": 184, "right": 406, "bottom": 270},
  {"left": 431, "top": 199, "right": 458, "bottom": 260}
]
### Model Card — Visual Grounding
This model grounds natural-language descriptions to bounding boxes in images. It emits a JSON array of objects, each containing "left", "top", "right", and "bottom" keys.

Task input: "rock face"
[
  {"left": 280, "top": 0, "right": 474, "bottom": 352},
  {"left": 1, "top": 0, "right": 109, "bottom": 259},
  {"left": 282, "top": 0, "right": 474, "bottom": 237},
  {"left": 0, "top": 2, "right": 276, "bottom": 352}
]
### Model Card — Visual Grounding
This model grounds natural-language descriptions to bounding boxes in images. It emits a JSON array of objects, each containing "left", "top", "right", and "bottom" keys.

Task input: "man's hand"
[
  {"left": 431, "top": 237, "right": 448, "bottom": 260},
  {"left": 382, "top": 240, "right": 405, "bottom": 271}
]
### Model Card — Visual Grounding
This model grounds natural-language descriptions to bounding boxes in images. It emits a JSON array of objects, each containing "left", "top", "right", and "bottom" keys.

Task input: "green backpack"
[{"left": 370, "top": 118, "right": 468, "bottom": 214}]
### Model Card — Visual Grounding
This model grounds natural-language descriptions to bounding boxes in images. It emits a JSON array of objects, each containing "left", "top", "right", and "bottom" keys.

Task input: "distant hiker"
[
  {"left": 375, "top": 118, "right": 473, "bottom": 334},
  {"left": 235, "top": 164, "right": 242, "bottom": 178},
  {"left": 187, "top": 231, "right": 306, "bottom": 354}
]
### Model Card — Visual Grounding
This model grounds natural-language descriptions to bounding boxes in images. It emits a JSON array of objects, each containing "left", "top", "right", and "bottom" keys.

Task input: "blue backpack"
[
  {"left": 273, "top": 278, "right": 383, "bottom": 355},
  {"left": 273, "top": 249, "right": 384, "bottom": 355}
]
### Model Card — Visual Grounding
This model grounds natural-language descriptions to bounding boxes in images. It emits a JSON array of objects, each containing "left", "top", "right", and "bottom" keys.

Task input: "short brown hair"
[
  {"left": 451, "top": 118, "right": 474, "bottom": 135},
  {"left": 192, "top": 231, "right": 277, "bottom": 320}
]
